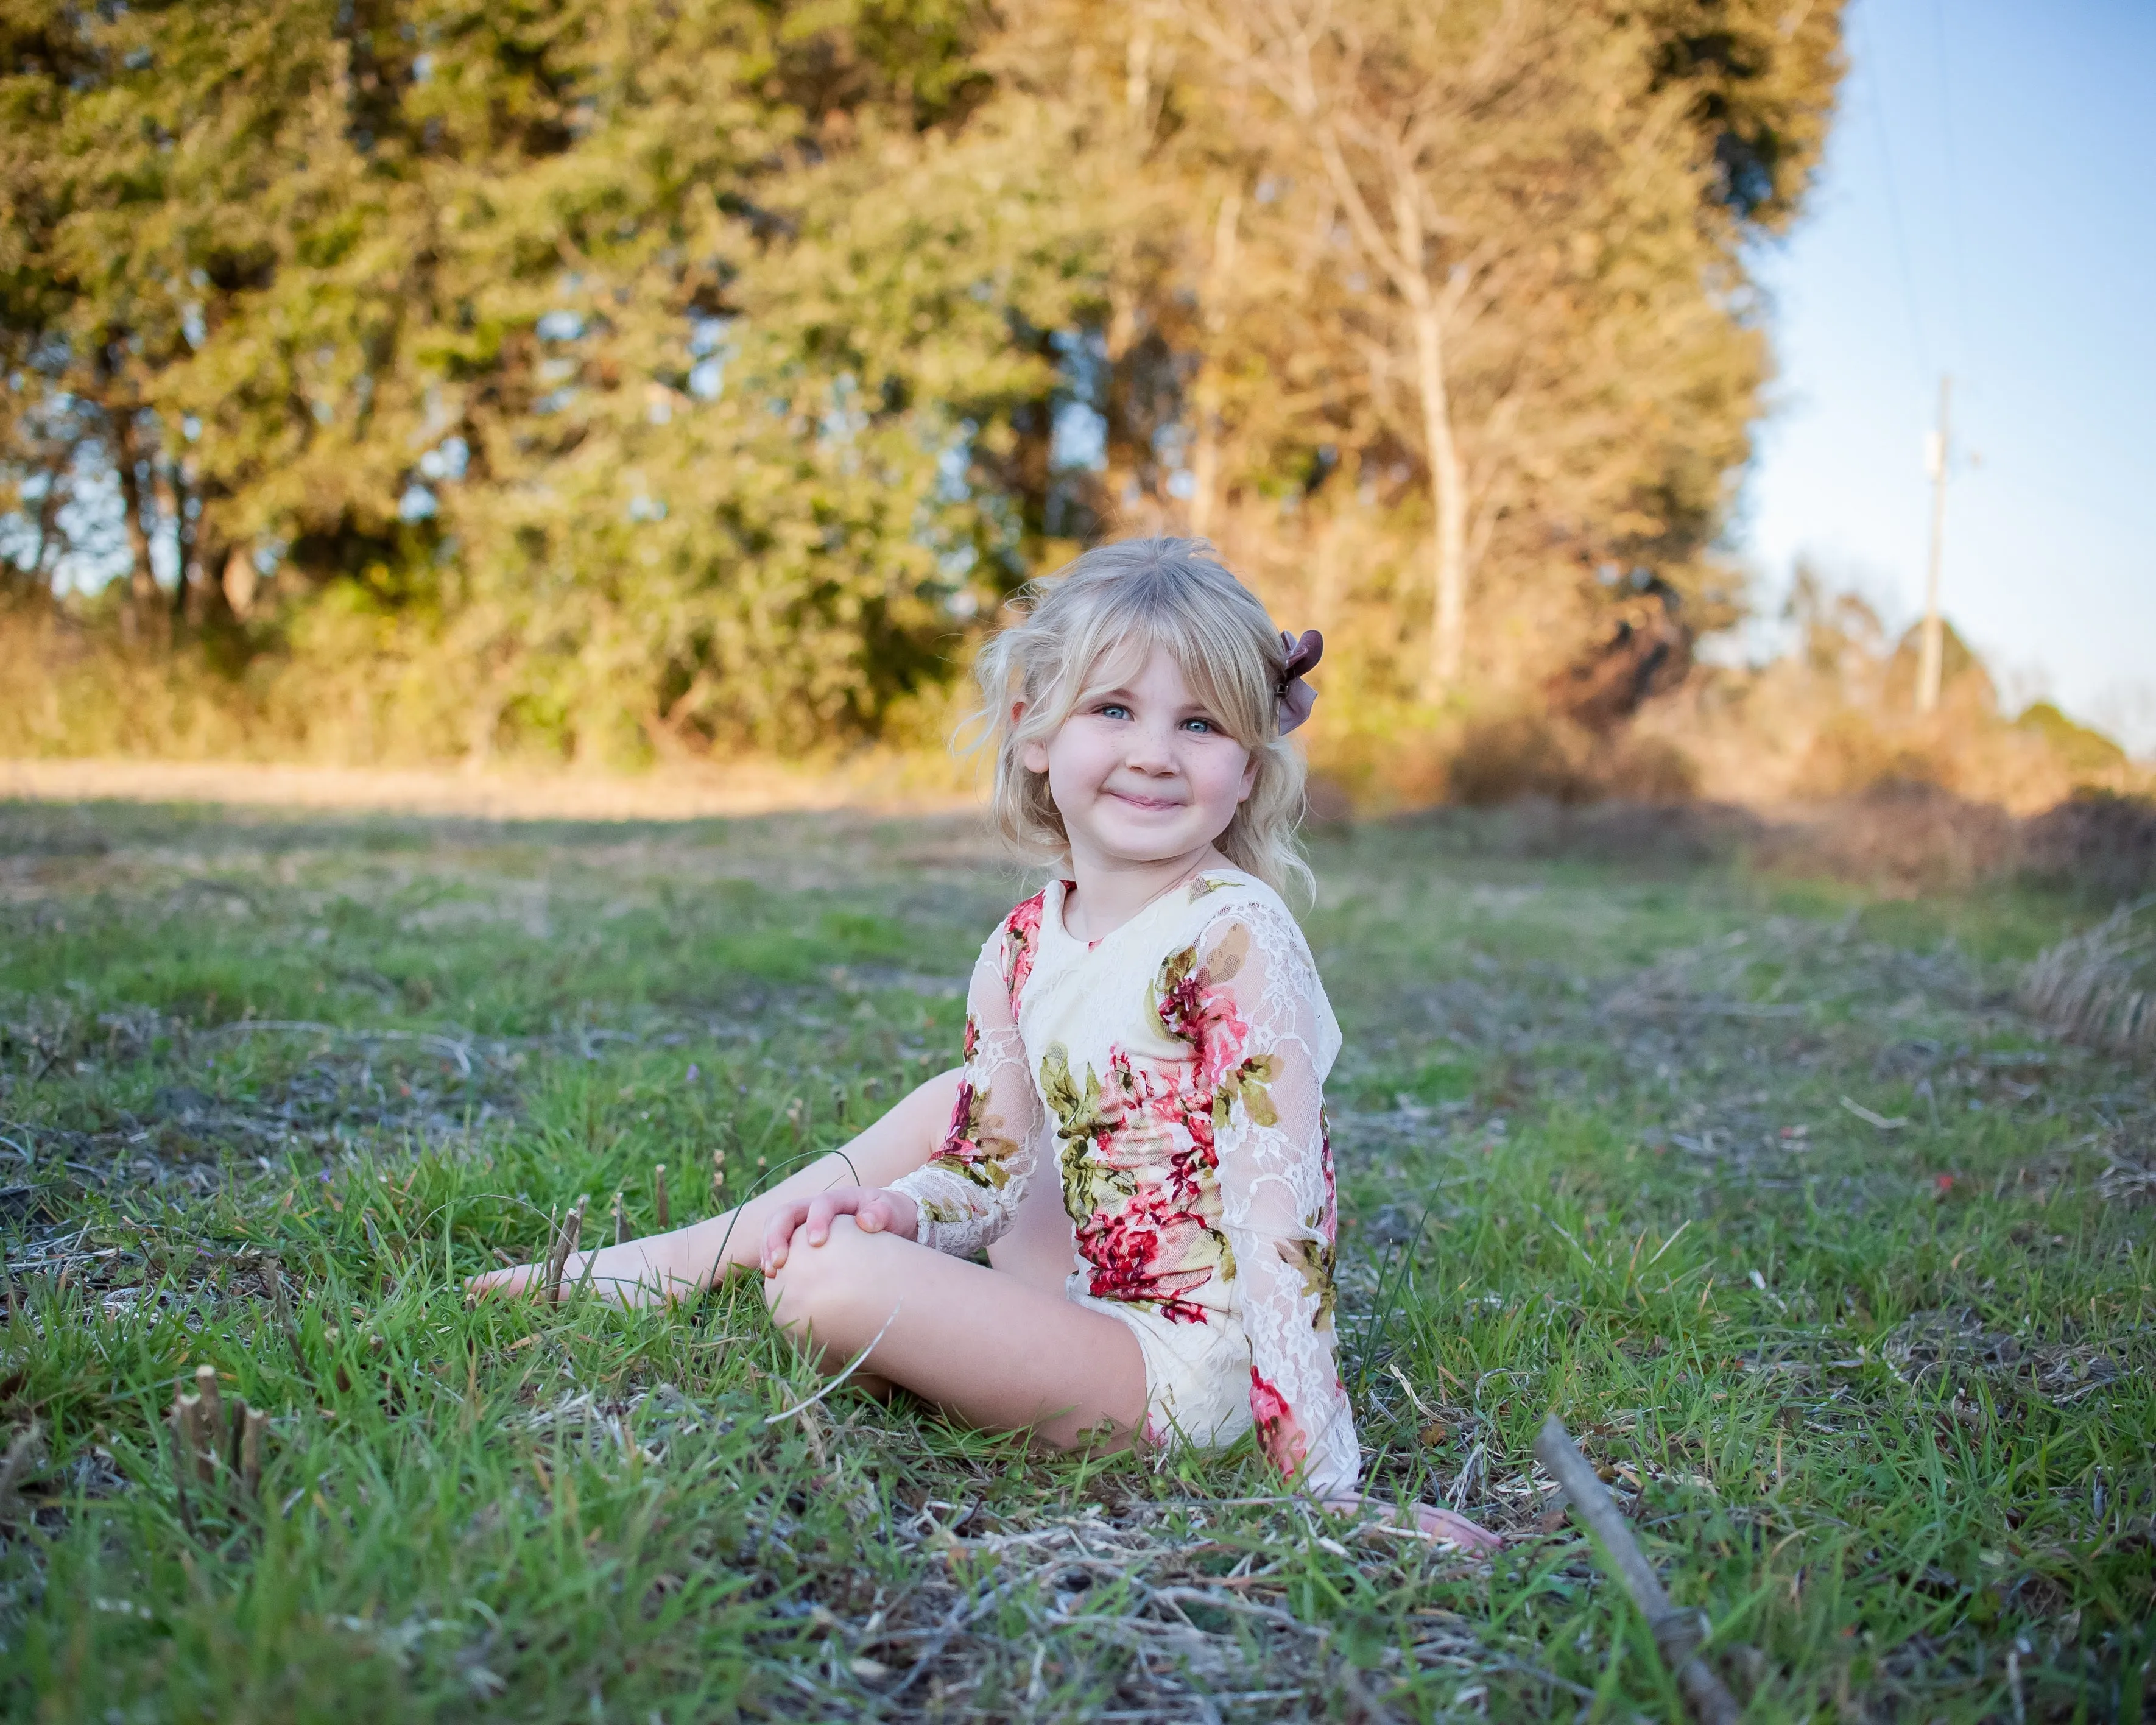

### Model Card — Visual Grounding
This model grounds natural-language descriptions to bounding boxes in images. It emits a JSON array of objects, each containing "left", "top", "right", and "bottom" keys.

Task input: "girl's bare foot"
[
  {"left": 465, "top": 1237, "right": 699, "bottom": 1307},
  {"left": 1325, "top": 1494, "right": 1504, "bottom": 1553},
  {"left": 1406, "top": 1502, "right": 1504, "bottom": 1551}
]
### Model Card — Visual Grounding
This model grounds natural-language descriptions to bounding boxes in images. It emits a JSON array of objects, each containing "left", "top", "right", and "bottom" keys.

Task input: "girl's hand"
[
  {"left": 760, "top": 1185, "right": 918, "bottom": 1273},
  {"left": 1322, "top": 1492, "right": 1504, "bottom": 1554}
]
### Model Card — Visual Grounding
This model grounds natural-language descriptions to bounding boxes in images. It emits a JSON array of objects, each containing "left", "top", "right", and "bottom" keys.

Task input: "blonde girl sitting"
[{"left": 471, "top": 537, "right": 1498, "bottom": 1550}]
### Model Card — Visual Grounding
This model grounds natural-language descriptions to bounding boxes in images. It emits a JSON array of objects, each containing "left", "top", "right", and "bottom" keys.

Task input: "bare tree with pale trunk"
[
  {"left": 1170, "top": 0, "right": 1780, "bottom": 702},
  {"left": 1183, "top": 0, "right": 1531, "bottom": 696}
]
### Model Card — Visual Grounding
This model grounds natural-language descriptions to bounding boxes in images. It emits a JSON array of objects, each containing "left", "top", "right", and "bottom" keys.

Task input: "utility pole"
[{"left": 1917, "top": 375, "right": 1952, "bottom": 714}]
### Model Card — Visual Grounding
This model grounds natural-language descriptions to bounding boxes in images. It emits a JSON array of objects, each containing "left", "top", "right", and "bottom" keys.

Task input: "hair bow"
[{"left": 1276, "top": 629, "right": 1323, "bottom": 734}]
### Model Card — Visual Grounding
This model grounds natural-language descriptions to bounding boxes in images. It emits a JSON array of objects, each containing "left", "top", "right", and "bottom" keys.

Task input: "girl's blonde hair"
[{"left": 970, "top": 536, "right": 1312, "bottom": 900}]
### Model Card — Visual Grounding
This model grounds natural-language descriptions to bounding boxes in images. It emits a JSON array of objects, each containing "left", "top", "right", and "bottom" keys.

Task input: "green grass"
[{"left": 0, "top": 801, "right": 2148, "bottom": 1722}]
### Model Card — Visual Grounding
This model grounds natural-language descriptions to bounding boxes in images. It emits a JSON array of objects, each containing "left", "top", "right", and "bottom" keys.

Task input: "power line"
[
  {"left": 1931, "top": 0, "right": 1973, "bottom": 368},
  {"left": 1853, "top": 2, "right": 1932, "bottom": 387}
]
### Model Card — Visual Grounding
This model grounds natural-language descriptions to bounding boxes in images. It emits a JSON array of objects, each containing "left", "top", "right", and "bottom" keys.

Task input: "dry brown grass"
[
  {"left": 0, "top": 754, "right": 978, "bottom": 822},
  {"left": 1633, "top": 661, "right": 2151, "bottom": 817},
  {"left": 1384, "top": 781, "right": 2156, "bottom": 903},
  {"left": 2019, "top": 899, "right": 2156, "bottom": 1059}
]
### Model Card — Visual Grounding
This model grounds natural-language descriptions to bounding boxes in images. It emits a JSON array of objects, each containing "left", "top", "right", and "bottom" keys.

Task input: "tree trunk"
[
  {"left": 24, "top": 448, "right": 72, "bottom": 584},
  {"left": 1412, "top": 301, "right": 1467, "bottom": 697},
  {"left": 1308, "top": 504, "right": 1346, "bottom": 637},
  {"left": 162, "top": 459, "right": 192, "bottom": 628},
  {"left": 1188, "top": 192, "right": 1241, "bottom": 539},
  {"left": 1188, "top": 412, "right": 1219, "bottom": 538},
  {"left": 111, "top": 407, "right": 161, "bottom": 644},
  {"left": 1101, "top": 14, "right": 1156, "bottom": 514},
  {"left": 1293, "top": 112, "right": 1470, "bottom": 691}
]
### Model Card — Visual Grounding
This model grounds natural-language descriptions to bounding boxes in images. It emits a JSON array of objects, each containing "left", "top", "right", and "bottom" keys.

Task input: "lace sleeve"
[
  {"left": 889, "top": 921, "right": 1042, "bottom": 1258},
  {"left": 1192, "top": 903, "right": 1359, "bottom": 1500}
]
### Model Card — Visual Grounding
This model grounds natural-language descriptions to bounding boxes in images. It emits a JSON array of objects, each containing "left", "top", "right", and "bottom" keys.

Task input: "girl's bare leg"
[
  {"left": 761, "top": 1216, "right": 1147, "bottom": 1448},
  {"left": 467, "top": 1069, "right": 963, "bottom": 1305},
  {"left": 762, "top": 1220, "right": 1502, "bottom": 1549}
]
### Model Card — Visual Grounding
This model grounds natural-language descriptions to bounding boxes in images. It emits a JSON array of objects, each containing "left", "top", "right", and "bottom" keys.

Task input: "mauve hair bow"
[{"left": 1276, "top": 629, "right": 1323, "bottom": 734}]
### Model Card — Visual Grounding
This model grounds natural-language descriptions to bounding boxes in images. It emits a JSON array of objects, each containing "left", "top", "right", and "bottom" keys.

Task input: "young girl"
[{"left": 472, "top": 538, "right": 1498, "bottom": 1550}]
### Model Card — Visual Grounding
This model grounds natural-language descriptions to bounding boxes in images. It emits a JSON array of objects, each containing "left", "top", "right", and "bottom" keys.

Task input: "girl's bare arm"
[{"left": 466, "top": 1067, "right": 961, "bottom": 1305}]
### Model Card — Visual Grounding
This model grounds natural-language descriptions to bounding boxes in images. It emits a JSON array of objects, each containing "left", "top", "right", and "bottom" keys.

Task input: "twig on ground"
[
  {"left": 1839, "top": 1095, "right": 1909, "bottom": 1132},
  {"left": 191, "top": 1364, "right": 222, "bottom": 1485},
  {"left": 1532, "top": 1414, "right": 1741, "bottom": 1725},
  {"left": 239, "top": 1406, "right": 267, "bottom": 1496},
  {"left": 537, "top": 1202, "right": 558, "bottom": 1292},
  {"left": 544, "top": 1196, "right": 587, "bottom": 1300},
  {"left": 165, "top": 1364, "right": 272, "bottom": 1534},
  {"left": 1149, "top": 1586, "right": 1326, "bottom": 1638},
  {"left": 889, "top": 1579, "right": 1020, "bottom": 1698},
  {"left": 653, "top": 1164, "right": 670, "bottom": 1230},
  {"left": 202, "top": 1019, "right": 477, "bottom": 1077},
  {"left": 766, "top": 1303, "right": 901, "bottom": 1425}
]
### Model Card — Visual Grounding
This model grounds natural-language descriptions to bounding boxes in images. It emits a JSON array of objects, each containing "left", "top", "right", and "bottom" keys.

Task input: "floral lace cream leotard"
[{"left": 889, "top": 869, "right": 1359, "bottom": 1498}]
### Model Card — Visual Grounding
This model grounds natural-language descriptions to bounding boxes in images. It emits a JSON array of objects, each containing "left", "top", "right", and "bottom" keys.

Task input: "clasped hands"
[{"left": 758, "top": 1184, "right": 920, "bottom": 1274}]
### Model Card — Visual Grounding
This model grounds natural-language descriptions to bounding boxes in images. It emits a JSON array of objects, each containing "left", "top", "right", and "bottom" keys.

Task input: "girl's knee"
[{"left": 761, "top": 1219, "right": 878, "bottom": 1333}]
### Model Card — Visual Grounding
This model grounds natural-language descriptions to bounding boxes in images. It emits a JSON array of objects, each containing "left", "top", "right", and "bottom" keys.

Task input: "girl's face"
[{"left": 1022, "top": 646, "right": 1258, "bottom": 873}]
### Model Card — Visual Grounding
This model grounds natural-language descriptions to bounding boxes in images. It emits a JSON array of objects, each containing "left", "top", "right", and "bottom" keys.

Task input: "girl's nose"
[{"left": 1121, "top": 721, "right": 1180, "bottom": 772}]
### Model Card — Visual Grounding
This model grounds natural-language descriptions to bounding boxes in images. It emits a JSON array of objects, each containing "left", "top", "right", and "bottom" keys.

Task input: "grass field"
[{"left": 0, "top": 798, "right": 2148, "bottom": 1723}]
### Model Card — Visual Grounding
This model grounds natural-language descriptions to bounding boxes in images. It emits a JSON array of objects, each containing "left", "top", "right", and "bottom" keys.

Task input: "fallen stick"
[
  {"left": 612, "top": 1189, "right": 628, "bottom": 1247},
  {"left": 653, "top": 1165, "right": 670, "bottom": 1231},
  {"left": 1532, "top": 1414, "right": 1741, "bottom": 1725}
]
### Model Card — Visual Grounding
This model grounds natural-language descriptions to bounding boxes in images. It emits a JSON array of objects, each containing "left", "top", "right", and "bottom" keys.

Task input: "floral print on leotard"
[{"left": 890, "top": 870, "right": 1358, "bottom": 1498}]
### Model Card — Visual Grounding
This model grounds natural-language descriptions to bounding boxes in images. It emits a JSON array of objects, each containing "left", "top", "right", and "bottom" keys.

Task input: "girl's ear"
[
  {"left": 1236, "top": 748, "right": 1259, "bottom": 805},
  {"left": 1015, "top": 700, "right": 1051, "bottom": 776}
]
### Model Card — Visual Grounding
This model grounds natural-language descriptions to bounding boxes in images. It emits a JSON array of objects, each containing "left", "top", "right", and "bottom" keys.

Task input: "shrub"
[
  {"left": 1596, "top": 734, "right": 1700, "bottom": 803},
  {"left": 1446, "top": 713, "right": 1594, "bottom": 806},
  {"left": 2015, "top": 702, "right": 2129, "bottom": 777},
  {"left": 1754, "top": 781, "right": 2018, "bottom": 894},
  {"left": 2021, "top": 791, "right": 2156, "bottom": 900}
]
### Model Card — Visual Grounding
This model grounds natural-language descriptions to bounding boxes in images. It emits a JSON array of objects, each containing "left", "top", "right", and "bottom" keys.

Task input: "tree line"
[{"left": 1, "top": 0, "right": 1844, "bottom": 764}]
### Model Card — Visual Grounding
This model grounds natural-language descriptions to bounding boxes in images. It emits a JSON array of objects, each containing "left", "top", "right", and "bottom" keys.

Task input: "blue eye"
[
  {"left": 1099, "top": 703, "right": 1132, "bottom": 721},
  {"left": 1181, "top": 717, "right": 1215, "bottom": 734}
]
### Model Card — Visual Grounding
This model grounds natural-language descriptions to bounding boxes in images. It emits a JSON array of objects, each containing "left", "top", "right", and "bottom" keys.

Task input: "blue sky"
[{"left": 1736, "top": 0, "right": 2156, "bottom": 753}]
